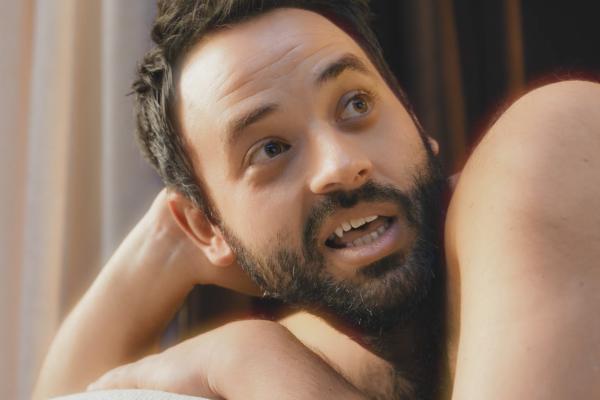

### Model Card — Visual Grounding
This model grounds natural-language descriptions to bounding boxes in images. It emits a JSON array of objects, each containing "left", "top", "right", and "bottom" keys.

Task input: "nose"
[{"left": 308, "top": 130, "right": 373, "bottom": 194}]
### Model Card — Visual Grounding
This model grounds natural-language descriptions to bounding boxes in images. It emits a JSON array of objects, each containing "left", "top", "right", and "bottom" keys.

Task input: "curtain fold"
[
  {"left": 371, "top": 0, "right": 530, "bottom": 171},
  {"left": 100, "top": 0, "right": 161, "bottom": 263},
  {"left": 504, "top": 0, "right": 525, "bottom": 95},
  {"left": 0, "top": 1, "right": 33, "bottom": 398},
  {"left": 18, "top": 1, "right": 76, "bottom": 395},
  {"left": 1, "top": 2, "right": 159, "bottom": 399}
]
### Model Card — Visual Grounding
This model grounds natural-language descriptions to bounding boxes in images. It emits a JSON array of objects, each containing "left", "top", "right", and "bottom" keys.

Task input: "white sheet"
[{"left": 52, "top": 389, "right": 208, "bottom": 400}]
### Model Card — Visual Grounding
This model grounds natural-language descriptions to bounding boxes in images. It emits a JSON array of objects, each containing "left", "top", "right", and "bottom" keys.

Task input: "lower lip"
[{"left": 325, "top": 218, "right": 402, "bottom": 269}]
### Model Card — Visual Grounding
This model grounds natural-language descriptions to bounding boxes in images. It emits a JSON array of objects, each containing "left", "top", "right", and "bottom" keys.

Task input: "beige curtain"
[{"left": 0, "top": 1, "right": 160, "bottom": 399}]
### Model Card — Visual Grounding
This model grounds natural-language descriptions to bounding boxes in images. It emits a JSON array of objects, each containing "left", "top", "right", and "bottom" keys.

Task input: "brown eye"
[
  {"left": 264, "top": 141, "right": 286, "bottom": 157},
  {"left": 339, "top": 92, "right": 373, "bottom": 121},
  {"left": 248, "top": 139, "right": 291, "bottom": 165}
]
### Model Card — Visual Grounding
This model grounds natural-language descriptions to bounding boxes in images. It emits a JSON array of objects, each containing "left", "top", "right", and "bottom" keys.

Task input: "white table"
[{"left": 53, "top": 389, "right": 208, "bottom": 400}]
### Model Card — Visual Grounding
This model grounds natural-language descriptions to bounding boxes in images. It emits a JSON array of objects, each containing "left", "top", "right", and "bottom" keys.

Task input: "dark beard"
[{"left": 220, "top": 157, "right": 445, "bottom": 333}]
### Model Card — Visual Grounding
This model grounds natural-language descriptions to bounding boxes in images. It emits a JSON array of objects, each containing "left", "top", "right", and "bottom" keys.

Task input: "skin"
[
  {"left": 445, "top": 80, "right": 600, "bottom": 399},
  {"left": 34, "top": 7, "right": 600, "bottom": 400},
  {"left": 169, "top": 8, "right": 435, "bottom": 280},
  {"left": 167, "top": 8, "right": 445, "bottom": 394}
]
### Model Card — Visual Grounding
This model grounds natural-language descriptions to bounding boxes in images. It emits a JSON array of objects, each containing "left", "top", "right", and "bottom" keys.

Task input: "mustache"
[{"left": 302, "top": 180, "right": 416, "bottom": 260}]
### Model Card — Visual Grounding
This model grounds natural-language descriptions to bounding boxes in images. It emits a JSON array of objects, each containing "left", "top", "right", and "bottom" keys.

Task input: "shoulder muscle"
[{"left": 446, "top": 80, "right": 600, "bottom": 399}]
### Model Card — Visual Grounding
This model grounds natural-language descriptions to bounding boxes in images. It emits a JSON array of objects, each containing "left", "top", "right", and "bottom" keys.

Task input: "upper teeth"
[{"left": 334, "top": 215, "right": 379, "bottom": 238}]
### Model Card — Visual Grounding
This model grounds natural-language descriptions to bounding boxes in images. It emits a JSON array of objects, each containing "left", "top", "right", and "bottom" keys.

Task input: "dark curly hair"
[{"left": 133, "top": 0, "right": 410, "bottom": 222}]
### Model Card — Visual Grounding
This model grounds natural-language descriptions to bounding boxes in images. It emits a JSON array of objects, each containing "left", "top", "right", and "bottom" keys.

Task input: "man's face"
[{"left": 176, "top": 8, "right": 443, "bottom": 330}]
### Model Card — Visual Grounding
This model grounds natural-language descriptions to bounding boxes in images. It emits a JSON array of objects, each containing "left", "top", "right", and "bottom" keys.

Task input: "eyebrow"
[
  {"left": 314, "top": 53, "right": 371, "bottom": 87},
  {"left": 227, "top": 103, "right": 279, "bottom": 145},
  {"left": 225, "top": 53, "right": 371, "bottom": 146}
]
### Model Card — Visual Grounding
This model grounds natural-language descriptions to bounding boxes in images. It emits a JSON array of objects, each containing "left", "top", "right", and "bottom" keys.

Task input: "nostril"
[
  {"left": 356, "top": 168, "right": 369, "bottom": 180},
  {"left": 310, "top": 157, "right": 372, "bottom": 194}
]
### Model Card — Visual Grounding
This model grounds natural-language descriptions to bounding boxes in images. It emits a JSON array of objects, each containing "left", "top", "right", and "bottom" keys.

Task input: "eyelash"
[
  {"left": 337, "top": 89, "right": 378, "bottom": 122},
  {"left": 244, "top": 89, "right": 379, "bottom": 168},
  {"left": 246, "top": 138, "right": 291, "bottom": 166}
]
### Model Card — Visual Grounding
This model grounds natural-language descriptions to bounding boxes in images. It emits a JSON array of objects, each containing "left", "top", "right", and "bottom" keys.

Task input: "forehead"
[{"left": 175, "top": 7, "right": 373, "bottom": 151}]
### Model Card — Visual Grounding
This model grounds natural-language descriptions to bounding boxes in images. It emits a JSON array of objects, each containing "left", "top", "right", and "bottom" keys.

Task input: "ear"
[
  {"left": 427, "top": 136, "right": 440, "bottom": 156},
  {"left": 167, "top": 191, "right": 234, "bottom": 267}
]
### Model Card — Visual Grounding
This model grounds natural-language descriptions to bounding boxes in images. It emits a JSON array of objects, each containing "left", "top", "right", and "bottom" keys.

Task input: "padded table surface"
[{"left": 52, "top": 389, "right": 208, "bottom": 400}]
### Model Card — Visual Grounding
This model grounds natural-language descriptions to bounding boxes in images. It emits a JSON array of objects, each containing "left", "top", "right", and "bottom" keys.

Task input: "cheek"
[
  {"left": 373, "top": 102, "right": 428, "bottom": 185},
  {"left": 221, "top": 185, "right": 305, "bottom": 251}
]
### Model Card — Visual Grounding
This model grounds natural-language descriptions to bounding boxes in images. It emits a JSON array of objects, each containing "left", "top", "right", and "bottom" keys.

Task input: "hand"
[
  {"left": 126, "top": 188, "right": 260, "bottom": 296},
  {"left": 87, "top": 320, "right": 368, "bottom": 400},
  {"left": 33, "top": 189, "right": 260, "bottom": 400},
  {"left": 86, "top": 324, "right": 221, "bottom": 398}
]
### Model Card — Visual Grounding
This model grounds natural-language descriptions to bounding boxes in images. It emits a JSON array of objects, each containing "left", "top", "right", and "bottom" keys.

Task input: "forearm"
[
  {"left": 228, "top": 355, "right": 368, "bottom": 400},
  {"left": 213, "top": 321, "right": 369, "bottom": 400},
  {"left": 88, "top": 319, "right": 369, "bottom": 400},
  {"left": 34, "top": 216, "right": 195, "bottom": 398}
]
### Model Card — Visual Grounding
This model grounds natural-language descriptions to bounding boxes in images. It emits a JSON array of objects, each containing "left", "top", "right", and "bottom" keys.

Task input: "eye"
[
  {"left": 248, "top": 139, "right": 291, "bottom": 165},
  {"left": 338, "top": 91, "right": 374, "bottom": 121}
]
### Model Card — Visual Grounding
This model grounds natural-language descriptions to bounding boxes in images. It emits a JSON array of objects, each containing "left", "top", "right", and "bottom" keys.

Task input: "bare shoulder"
[
  {"left": 448, "top": 80, "right": 600, "bottom": 273},
  {"left": 280, "top": 312, "right": 409, "bottom": 399},
  {"left": 446, "top": 80, "right": 600, "bottom": 399}
]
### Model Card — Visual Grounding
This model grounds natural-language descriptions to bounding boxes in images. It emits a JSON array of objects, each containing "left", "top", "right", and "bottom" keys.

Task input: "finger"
[
  {"left": 87, "top": 363, "right": 141, "bottom": 391},
  {"left": 86, "top": 368, "right": 123, "bottom": 391}
]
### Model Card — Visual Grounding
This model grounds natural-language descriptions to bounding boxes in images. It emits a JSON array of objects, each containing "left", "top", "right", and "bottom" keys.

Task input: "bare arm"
[
  {"left": 33, "top": 190, "right": 257, "bottom": 399},
  {"left": 446, "top": 81, "right": 600, "bottom": 399},
  {"left": 87, "top": 319, "right": 369, "bottom": 400}
]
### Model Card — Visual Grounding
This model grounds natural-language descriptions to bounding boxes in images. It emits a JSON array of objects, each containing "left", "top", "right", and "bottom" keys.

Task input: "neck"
[{"left": 356, "top": 269, "right": 450, "bottom": 400}]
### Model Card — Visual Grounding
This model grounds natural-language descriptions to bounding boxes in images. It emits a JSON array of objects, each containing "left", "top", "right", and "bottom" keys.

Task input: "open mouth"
[{"left": 325, "top": 215, "right": 395, "bottom": 249}]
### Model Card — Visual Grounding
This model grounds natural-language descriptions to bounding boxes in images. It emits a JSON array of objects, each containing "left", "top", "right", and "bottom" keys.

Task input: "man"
[{"left": 35, "top": 1, "right": 600, "bottom": 399}]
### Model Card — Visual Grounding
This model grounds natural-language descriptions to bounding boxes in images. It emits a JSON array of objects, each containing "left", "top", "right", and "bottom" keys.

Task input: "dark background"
[{"left": 370, "top": 0, "right": 600, "bottom": 173}]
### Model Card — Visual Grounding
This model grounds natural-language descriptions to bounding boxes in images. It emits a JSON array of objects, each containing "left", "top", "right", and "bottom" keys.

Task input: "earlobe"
[
  {"left": 167, "top": 191, "right": 234, "bottom": 267},
  {"left": 427, "top": 136, "right": 440, "bottom": 156},
  {"left": 205, "top": 227, "right": 235, "bottom": 267}
]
